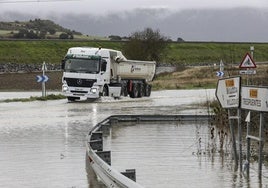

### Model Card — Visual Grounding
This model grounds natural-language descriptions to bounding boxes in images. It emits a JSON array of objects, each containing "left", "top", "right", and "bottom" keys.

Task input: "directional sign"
[
  {"left": 241, "top": 86, "right": 268, "bottom": 112},
  {"left": 239, "top": 70, "right": 256, "bottom": 75},
  {"left": 216, "top": 71, "right": 224, "bottom": 77},
  {"left": 36, "top": 75, "right": 49, "bottom": 83},
  {"left": 216, "top": 76, "right": 241, "bottom": 108},
  {"left": 239, "top": 53, "right": 256, "bottom": 68}
]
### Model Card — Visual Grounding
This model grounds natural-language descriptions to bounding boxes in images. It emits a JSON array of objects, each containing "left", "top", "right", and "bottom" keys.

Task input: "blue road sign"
[
  {"left": 36, "top": 75, "right": 49, "bottom": 83},
  {"left": 216, "top": 71, "right": 224, "bottom": 77}
]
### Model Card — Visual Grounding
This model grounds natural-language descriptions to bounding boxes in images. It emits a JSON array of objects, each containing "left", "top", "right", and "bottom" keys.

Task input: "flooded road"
[{"left": 0, "top": 89, "right": 267, "bottom": 188}]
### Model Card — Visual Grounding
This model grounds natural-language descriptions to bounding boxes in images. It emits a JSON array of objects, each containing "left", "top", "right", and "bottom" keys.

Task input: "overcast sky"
[
  {"left": 1, "top": 0, "right": 268, "bottom": 42},
  {"left": 1, "top": 0, "right": 268, "bottom": 16}
]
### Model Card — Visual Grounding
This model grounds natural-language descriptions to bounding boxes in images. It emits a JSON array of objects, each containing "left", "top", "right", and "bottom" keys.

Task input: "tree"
[
  {"left": 123, "top": 28, "right": 169, "bottom": 62},
  {"left": 26, "top": 30, "right": 38, "bottom": 39},
  {"left": 59, "top": 32, "right": 69, "bottom": 39},
  {"left": 13, "top": 29, "right": 28, "bottom": 38},
  {"left": 177, "top": 37, "right": 184, "bottom": 42},
  {"left": 48, "top": 28, "right": 56, "bottom": 35},
  {"left": 108, "top": 35, "right": 122, "bottom": 41}
]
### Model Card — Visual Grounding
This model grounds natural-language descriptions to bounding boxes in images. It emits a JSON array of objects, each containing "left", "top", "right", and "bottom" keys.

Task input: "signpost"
[
  {"left": 215, "top": 76, "right": 241, "bottom": 109},
  {"left": 241, "top": 86, "right": 268, "bottom": 112},
  {"left": 216, "top": 76, "right": 267, "bottom": 178},
  {"left": 239, "top": 70, "right": 256, "bottom": 75},
  {"left": 239, "top": 53, "right": 256, "bottom": 69},
  {"left": 239, "top": 52, "right": 257, "bottom": 85},
  {"left": 216, "top": 59, "right": 224, "bottom": 77},
  {"left": 36, "top": 62, "right": 49, "bottom": 97},
  {"left": 215, "top": 49, "right": 266, "bottom": 179},
  {"left": 241, "top": 86, "right": 267, "bottom": 178}
]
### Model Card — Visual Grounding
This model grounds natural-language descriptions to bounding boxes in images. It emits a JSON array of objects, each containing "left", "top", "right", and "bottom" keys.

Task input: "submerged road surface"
[{"left": 0, "top": 89, "right": 267, "bottom": 188}]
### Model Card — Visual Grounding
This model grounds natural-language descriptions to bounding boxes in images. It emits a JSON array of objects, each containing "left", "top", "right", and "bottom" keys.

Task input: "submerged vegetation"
[{"left": 0, "top": 94, "right": 66, "bottom": 103}]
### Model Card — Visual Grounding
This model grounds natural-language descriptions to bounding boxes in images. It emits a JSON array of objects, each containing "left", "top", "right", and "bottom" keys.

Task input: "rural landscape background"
[{"left": 0, "top": 19, "right": 268, "bottom": 91}]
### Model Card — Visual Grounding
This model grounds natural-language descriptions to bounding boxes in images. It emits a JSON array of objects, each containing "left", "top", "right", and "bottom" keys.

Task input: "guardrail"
[{"left": 86, "top": 114, "right": 213, "bottom": 187}]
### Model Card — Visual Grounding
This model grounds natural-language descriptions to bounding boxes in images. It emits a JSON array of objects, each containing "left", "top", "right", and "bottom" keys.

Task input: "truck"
[{"left": 61, "top": 47, "right": 156, "bottom": 101}]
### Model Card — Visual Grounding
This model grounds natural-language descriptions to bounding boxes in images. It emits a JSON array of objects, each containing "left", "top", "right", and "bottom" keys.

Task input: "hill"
[{"left": 0, "top": 19, "right": 82, "bottom": 39}]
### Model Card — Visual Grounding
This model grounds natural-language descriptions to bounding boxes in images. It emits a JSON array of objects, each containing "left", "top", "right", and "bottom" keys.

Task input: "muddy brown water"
[{"left": 0, "top": 89, "right": 267, "bottom": 188}]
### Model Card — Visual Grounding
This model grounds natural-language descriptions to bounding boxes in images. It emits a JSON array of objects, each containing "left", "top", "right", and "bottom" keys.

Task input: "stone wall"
[{"left": 0, "top": 63, "right": 61, "bottom": 73}]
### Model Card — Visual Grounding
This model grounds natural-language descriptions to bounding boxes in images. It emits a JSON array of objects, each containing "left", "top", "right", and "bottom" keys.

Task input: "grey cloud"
[{"left": 1, "top": 7, "right": 268, "bottom": 42}]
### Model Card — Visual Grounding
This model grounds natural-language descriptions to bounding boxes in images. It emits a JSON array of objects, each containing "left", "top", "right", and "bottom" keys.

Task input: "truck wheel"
[
  {"left": 121, "top": 85, "right": 128, "bottom": 97},
  {"left": 130, "top": 83, "right": 139, "bottom": 98},
  {"left": 138, "top": 83, "right": 144, "bottom": 98},
  {"left": 145, "top": 84, "right": 151, "bottom": 97}
]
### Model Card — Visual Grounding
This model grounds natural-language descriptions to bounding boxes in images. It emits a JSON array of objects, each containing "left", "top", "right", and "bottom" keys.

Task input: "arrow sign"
[
  {"left": 216, "top": 71, "right": 224, "bottom": 77},
  {"left": 36, "top": 75, "right": 49, "bottom": 83}
]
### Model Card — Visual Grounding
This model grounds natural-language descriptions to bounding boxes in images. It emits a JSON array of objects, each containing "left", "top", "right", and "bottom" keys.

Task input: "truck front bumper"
[{"left": 62, "top": 84, "right": 100, "bottom": 99}]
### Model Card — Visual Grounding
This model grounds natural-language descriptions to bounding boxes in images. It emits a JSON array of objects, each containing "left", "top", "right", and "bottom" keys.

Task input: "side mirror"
[{"left": 61, "top": 60, "right": 65, "bottom": 70}]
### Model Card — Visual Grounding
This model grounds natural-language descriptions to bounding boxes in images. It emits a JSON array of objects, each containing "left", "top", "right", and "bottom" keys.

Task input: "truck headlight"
[
  {"left": 62, "top": 85, "right": 68, "bottom": 92},
  {"left": 91, "top": 88, "right": 97, "bottom": 94}
]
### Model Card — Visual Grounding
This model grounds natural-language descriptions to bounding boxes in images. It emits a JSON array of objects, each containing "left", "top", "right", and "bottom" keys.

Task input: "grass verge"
[{"left": 0, "top": 94, "right": 66, "bottom": 103}]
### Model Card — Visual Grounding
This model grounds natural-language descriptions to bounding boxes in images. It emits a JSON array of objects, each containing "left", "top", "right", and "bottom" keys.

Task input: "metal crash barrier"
[{"left": 86, "top": 114, "right": 213, "bottom": 188}]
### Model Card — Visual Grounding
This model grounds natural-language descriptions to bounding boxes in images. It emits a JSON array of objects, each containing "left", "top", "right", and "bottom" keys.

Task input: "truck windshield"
[{"left": 64, "top": 58, "right": 100, "bottom": 73}]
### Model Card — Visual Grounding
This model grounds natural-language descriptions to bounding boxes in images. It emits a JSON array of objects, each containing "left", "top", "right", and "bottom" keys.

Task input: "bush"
[{"left": 123, "top": 28, "right": 169, "bottom": 62}]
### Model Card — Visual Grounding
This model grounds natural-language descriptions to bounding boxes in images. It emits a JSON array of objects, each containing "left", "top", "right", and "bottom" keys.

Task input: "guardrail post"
[
  {"left": 91, "top": 132, "right": 103, "bottom": 140},
  {"left": 96, "top": 151, "right": 111, "bottom": 165},
  {"left": 121, "top": 169, "right": 136, "bottom": 182},
  {"left": 90, "top": 140, "right": 103, "bottom": 151},
  {"left": 99, "top": 123, "right": 111, "bottom": 136}
]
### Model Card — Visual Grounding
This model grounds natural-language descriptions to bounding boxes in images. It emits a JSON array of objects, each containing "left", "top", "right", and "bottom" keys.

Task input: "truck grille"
[{"left": 65, "top": 78, "right": 97, "bottom": 88}]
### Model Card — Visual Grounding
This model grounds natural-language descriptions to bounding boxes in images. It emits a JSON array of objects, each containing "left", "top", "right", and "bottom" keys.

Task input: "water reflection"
[{"left": 100, "top": 121, "right": 268, "bottom": 188}]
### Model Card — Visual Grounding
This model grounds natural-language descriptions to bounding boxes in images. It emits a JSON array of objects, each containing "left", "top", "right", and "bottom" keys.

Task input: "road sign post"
[
  {"left": 36, "top": 62, "right": 49, "bottom": 97},
  {"left": 215, "top": 76, "right": 241, "bottom": 109},
  {"left": 42, "top": 62, "right": 47, "bottom": 97},
  {"left": 239, "top": 52, "right": 256, "bottom": 85},
  {"left": 216, "top": 60, "right": 224, "bottom": 77},
  {"left": 241, "top": 86, "right": 268, "bottom": 178},
  {"left": 216, "top": 76, "right": 241, "bottom": 170}
]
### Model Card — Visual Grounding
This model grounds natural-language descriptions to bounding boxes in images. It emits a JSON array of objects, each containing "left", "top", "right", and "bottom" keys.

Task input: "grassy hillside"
[
  {"left": 164, "top": 42, "right": 268, "bottom": 65},
  {"left": 0, "top": 40, "right": 123, "bottom": 65},
  {"left": 0, "top": 40, "right": 268, "bottom": 65}
]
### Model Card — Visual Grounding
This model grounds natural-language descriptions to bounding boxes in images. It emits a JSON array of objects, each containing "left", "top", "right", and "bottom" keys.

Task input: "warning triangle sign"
[{"left": 239, "top": 53, "right": 256, "bottom": 68}]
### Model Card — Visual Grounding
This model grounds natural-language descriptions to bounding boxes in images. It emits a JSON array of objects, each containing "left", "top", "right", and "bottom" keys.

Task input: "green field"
[
  {"left": 0, "top": 40, "right": 268, "bottom": 65},
  {"left": 0, "top": 40, "right": 123, "bottom": 65}
]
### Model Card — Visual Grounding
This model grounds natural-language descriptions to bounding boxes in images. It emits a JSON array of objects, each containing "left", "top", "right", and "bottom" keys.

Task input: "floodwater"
[{"left": 0, "top": 89, "right": 267, "bottom": 188}]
